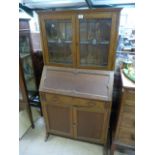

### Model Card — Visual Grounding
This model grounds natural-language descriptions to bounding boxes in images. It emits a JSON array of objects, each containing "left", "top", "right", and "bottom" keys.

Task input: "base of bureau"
[{"left": 44, "top": 131, "right": 107, "bottom": 145}]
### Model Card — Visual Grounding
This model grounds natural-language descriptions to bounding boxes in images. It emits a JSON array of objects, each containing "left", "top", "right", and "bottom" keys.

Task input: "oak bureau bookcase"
[{"left": 38, "top": 8, "right": 121, "bottom": 144}]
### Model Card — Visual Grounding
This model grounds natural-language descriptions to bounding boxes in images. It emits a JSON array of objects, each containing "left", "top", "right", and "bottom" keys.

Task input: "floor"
[
  {"left": 19, "top": 111, "right": 129, "bottom": 155},
  {"left": 19, "top": 107, "right": 40, "bottom": 139}
]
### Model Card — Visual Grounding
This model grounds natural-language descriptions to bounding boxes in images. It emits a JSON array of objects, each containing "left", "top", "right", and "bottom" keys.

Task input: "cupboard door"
[
  {"left": 77, "top": 13, "right": 117, "bottom": 70},
  {"left": 46, "top": 103, "right": 73, "bottom": 137},
  {"left": 76, "top": 111, "right": 104, "bottom": 143},
  {"left": 73, "top": 103, "right": 108, "bottom": 144},
  {"left": 41, "top": 15, "right": 76, "bottom": 67}
]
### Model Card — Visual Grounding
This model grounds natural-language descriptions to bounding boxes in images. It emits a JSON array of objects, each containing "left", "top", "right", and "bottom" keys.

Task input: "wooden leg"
[
  {"left": 27, "top": 106, "right": 35, "bottom": 129},
  {"left": 45, "top": 132, "right": 49, "bottom": 142}
]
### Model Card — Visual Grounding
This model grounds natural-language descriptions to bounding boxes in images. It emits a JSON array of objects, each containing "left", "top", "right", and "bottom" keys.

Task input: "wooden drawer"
[
  {"left": 45, "top": 93, "right": 72, "bottom": 105},
  {"left": 72, "top": 97, "right": 105, "bottom": 112},
  {"left": 44, "top": 93, "right": 106, "bottom": 113},
  {"left": 120, "top": 113, "right": 135, "bottom": 129},
  {"left": 118, "top": 127, "right": 135, "bottom": 146}
]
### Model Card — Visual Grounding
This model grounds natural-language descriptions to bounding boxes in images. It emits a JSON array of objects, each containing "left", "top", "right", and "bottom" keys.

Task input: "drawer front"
[
  {"left": 72, "top": 98, "right": 105, "bottom": 112},
  {"left": 120, "top": 113, "right": 135, "bottom": 129},
  {"left": 44, "top": 93, "right": 106, "bottom": 112},
  {"left": 45, "top": 93, "right": 72, "bottom": 105},
  {"left": 118, "top": 127, "right": 135, "bottom": 146}
]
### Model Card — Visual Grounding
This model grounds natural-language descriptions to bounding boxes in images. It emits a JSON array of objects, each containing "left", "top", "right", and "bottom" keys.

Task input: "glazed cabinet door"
[
  {"left": 40, "top": 14, "right": 76, "bottom": 67},
  {"left": 19, "top": 32, "right": 37, "bottom": 95},
  {"left": 73, "top": 100, "right": 110, "bottom": 144},
  {"left": 19, "top": 61, "right": 34, "bottom": 127},
  {"left": 19, "top": 63, "right": 27, "bottom": 111},
  {"left": 76, "top": 12, "right": 118, "bottom": 70}
]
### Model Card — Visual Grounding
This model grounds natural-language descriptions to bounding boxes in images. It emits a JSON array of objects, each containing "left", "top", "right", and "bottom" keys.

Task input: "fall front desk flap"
[{"left": 39, "top": 66, "right": 114, "bottom": 101}]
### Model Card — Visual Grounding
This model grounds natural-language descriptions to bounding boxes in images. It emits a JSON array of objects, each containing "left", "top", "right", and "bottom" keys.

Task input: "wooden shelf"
[
  {"left": 117, "top": 51, "right": 135, "bottom": 54},
  {"left": 48, "top": 40, "right": 72, "bottom": 44},
  {"left": 25, "top": 75, "right": 35, "bottom": 81},
  {"left": 19, "top": 29, "right": 30, "bottom": 31},
  {"left": 20, "top": 53, "right": 31, "bottom": 59},
  {"left": 80, "top": 41, "right": 109, "bottom": 45}
]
